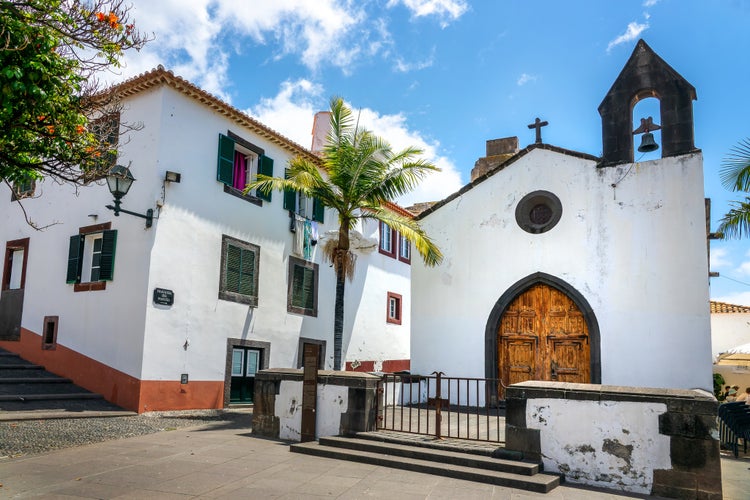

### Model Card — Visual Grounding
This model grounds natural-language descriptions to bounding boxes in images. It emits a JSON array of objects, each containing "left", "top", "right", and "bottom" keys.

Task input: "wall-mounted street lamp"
[{"left": 105, "top": 164, "right": 153, "bottom": 228}]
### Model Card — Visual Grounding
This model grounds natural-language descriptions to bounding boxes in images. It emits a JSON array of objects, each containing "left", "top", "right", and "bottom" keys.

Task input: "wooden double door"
[{"left": 498, "top": 283, "right": 590, "bottom": 398}]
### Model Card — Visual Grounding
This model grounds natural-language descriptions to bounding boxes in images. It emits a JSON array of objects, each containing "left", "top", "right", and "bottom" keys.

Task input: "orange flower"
[
  {"left": 96, "top": 12, "right": 105, "bottom": 22},
  {"left": 75, "top": 125, "right": 85, "bottom": 134},
  {"left": 108, "top": 12, "right": 119, "bottom": 28},
  {"left": 37, "top": 115, "right": 45, "bottom": 122},
  {"left": 46, "top": 125, "right": 55, "bottom": 134},
  {"left": 94, "top": 151, "right": 102, "bottom": 157}
]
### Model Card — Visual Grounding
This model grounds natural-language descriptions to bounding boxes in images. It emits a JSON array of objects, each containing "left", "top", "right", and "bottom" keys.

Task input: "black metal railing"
[
  {"left": 377, "top": 372, "right": 505, "bottom": 442},
  {"left": 718, "top": 401, "right": 750, "bottom": 458}
]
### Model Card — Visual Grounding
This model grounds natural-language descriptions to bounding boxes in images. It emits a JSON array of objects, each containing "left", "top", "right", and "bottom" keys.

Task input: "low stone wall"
[
  {"left": 253, "top": 368, "right": 379, "bottom": 441},
  {"left": 505, "top": 381, "right": 720, "bottom": 499}
]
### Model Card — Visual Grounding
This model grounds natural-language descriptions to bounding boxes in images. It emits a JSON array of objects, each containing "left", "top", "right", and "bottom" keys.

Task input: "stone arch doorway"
[{"left": 484, "top": 273, "right": 601, "bottom": 403}]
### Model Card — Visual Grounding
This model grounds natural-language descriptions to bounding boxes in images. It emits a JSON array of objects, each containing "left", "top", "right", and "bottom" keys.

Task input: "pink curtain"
[{"left": 233, "top": 151, "right": 246, "bottom": 190}]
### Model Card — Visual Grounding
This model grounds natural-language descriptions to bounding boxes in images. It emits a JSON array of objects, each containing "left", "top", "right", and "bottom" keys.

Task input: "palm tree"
[
  {"left": 718, "top": 138, "right": 750, "bottom": 239},
  {"left": 246, "top": 97, "right": 443, "bottom": 370}
]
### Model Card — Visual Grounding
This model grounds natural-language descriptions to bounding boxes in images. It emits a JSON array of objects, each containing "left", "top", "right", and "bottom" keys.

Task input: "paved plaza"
[{"left": 0, "top": 413, "right": 747, "bottom": 499}]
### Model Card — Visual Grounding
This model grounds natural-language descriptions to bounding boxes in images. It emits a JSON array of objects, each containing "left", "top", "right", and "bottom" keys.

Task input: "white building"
[
  {"left": 410, "top": 40, "right": 714, "bottom": 401},
  {"left": 0, "top": 67, "right": 411, "bottom": 412}
]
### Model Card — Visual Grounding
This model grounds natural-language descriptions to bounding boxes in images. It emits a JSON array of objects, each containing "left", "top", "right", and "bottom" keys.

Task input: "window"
[
  {"left": 515, "top": 190, "right": 563, "bottom": 234},
  {"left": 379, "top": 221, "right": 396, "bottom": 258},
  {"left": 283, "top": 169, "right": 325, "bottom": 222},
  {"left": 11, "top": 179, "right": 35, "bottom": 200},
  {"left": 387, "top": 292, "right": 402, "bottom": 325},
  {"left": 90, "top": 112, "right": 120, "bottom": 170},
  {"left": 42, "top": 316, "right": 58, "bottom": 350},
  {"left": 3, "top": 238, "right": 29, "bottom": 291},
  {"left": 219, "top": 235, "right": 260, "bottom": 306},
  {"left": 66, "top": 223, "right": 117, "bottom": 292},
  {"left": 217, "top": 132, "right": 273, "bottom": 203},
  {"left": 398, "top": 235, "right": 411, "bottom": 264},
  {"left": 287, "top": 256, "right": 318, "bottom": 317}
]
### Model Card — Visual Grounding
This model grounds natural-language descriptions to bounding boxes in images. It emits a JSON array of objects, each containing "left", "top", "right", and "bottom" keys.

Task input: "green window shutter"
[
  {"left": 283, "top": 168, "right": 296, "bottom": 211},
  {"left": 313, "top": 197, "right": 324, "bottom": 223},
  {"left": 292, "top": 264, "right": 315, "bottom": 310},
  {"left": 225, "top": 244, "right": 256, "bottom": 297},
  {"left": 257, "top": 155, "right": 273, "bottom": 202},
  {"left": 99, "top": 230, "right": 118, "bottom": 281},
  {"left": 302, "top": 267, "right": 315, "bottom": 310},
  {"left": 66, "top": 235, "right": 83, "bottom": 284},
  {"left": 217, "top": 133, "right": 235, "bottom": 185}
]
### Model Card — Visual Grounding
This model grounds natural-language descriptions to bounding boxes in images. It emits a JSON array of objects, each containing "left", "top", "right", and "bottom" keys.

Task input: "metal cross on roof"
[{"left": 527, "top": 117, "right": 549, "bottom": 144}]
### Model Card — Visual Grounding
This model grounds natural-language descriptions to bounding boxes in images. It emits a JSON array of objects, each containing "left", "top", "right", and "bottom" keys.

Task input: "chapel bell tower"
[{"left": 598, "top": 39, "right": 698, "bottom": 166}]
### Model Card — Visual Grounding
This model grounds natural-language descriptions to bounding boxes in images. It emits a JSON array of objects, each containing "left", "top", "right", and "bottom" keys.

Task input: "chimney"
[
  {"left": 470, "top": 136, "right": 519, "bottom": 182},
  {"left": 311, "top": 111, "right": 331, "bottom": 153}
]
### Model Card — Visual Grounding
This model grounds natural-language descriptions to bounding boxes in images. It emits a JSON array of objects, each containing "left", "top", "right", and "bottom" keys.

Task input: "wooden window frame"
[
  {"left": 10, "top": 180, "right": 35, "bottom": 201},
  {"left": 379, "top": 221, "right": 397, "bottom": 258},
  {"left": 3, "top": 238, "right": 29, "bottom": 291},
  {"left": 70, "top": 222, "right": 113, "bottom": 292},
  {"left": 398, "top": 234, "right": 411, "bottom": 264},
  {"left": 42, "top": 315, "right": 58, "bottom": 350},
  {"left": 287, "top": 256, "right": 318, "bottom": 317},
  {"left": 219, "top": 235, "right": 260, "bottom": 307},
  {"left": 387, "top": 291, "right": 402, "bottom": 325}
]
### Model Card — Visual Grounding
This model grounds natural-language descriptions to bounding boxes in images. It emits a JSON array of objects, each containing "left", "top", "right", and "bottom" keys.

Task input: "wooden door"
[
  {"left": 230, "top": 347, "right": 261, "bottom": 403},
  {"left": 498, "top": 283, "right": 590, "bottom": 398}
]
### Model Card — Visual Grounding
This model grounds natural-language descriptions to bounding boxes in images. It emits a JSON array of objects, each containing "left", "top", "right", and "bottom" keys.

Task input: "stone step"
[
  {"left": 0, "top": 392, "right": 104, "bottom": 402},
  {"left": 0, "top": 368, "right": 62, "bottom": 379},
  {"left": 0, "top": 364, "right": 44, "bottom": 370},
  {"left": 0, "top": 396, "right": 124, "bottom": 413},
  {"left": 291, "top": 441, "right": 559, "bottom": 493},
  {"left": 0, "top": 383, "right": 90, "bottom": 396},
  {"left": 0, "top": 377, "right": 72, "bottom": 384},
  {"left": 319, "top": 435, "right": 538, "bottom": 476}
]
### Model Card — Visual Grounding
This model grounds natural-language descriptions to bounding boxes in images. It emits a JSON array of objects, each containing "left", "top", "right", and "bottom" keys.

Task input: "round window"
[{"left": 515, "top": 191, "right": 562, "bottom": 234}]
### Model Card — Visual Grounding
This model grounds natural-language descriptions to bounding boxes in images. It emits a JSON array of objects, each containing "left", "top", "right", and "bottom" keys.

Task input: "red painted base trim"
[
  {"left": 0, "top": 328, "right": 225, "bottom": 413},
  {"left": 345, "top": 359, "right": 410, "bottom": 373}
]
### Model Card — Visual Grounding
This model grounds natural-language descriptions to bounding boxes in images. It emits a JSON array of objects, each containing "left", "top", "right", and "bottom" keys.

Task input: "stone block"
[
  {"left": 505, "top": 424, "right": 540, "bottom": 461},
  {"left": 659, "top": 412, "right": 714, "bottom": 439},
  {"left": 504, "top": 397, "right": 526, "bottom": 427},
  {"left": 671, "top": 437, "right": 708, "bottom": 469},
  {"left": 652, "top": 469, "right": 697, "bottom": 498}
]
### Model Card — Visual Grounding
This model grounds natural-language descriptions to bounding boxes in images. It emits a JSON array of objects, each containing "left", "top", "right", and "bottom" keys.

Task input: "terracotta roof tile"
[
  {"left": 107, "top": 66, "right": 319, "bottom": 164},
  {"left": 710, "top": 301, "right": 750, "bottom": 314}
]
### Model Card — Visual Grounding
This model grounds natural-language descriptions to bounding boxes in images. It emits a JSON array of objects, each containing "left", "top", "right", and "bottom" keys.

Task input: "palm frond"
[
  {"left": 717, "top": 198, "right": 750, "bottom": 239},
  {"left": 720, "top": 138, "right": 750, "bottom": 192},
  {"left": 361, "top": 207, "right": 443, "bottom": 267}
]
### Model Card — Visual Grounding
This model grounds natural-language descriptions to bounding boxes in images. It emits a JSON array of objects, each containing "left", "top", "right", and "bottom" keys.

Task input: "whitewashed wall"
[
  {"left": 711, "top": 312, "right": 750, "bottom": 360},
  {"left": 411, "top": 148, "right": 712, "bottom": 391},
  {"left": 272, "top": 379, "right": 350, "bottom": 441},
  {"left": 527, "top": 398, "right": 670, "bottom": 493}
]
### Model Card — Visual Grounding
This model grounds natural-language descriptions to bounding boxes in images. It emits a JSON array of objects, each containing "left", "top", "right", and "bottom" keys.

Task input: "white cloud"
[
  {"left": 387, "top": 0, "right": 469, "bottom": 27},
  {"left": 116, "top": 0, "right": 386, "bottom": 97},
  {"left": 713, "top": 291, "right": 750, "bottom": 307},
  {"left": 394, "top": 49, "right": 435, "bottom": 73},
  {"left": 643, "top": 0, "right": 660, "bottom": 7},
  {"left": 606, "top": 21, "right": 649, "bottom": 53},
  {"left": 247, "top": 79, "right": 324, "bottom": 149},
  {"left": 517, "top": 73, "right": 537, "bottom": 86},
  {"left": 711, "top": 247, "right": 732, "bottom": 269}
]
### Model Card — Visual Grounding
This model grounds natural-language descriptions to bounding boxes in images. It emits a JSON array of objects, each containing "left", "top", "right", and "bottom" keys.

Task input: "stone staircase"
[
  {"left": 0, "top": 348, "right": 134, "bottom": 418},
  {"left": 290, "top": 431, "right": 560, "bottom": 493}
]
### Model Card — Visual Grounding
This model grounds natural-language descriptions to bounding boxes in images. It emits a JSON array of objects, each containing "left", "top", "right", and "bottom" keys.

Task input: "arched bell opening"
[{"left": 631, "top": 94, "right": 662, "bottom": 161}]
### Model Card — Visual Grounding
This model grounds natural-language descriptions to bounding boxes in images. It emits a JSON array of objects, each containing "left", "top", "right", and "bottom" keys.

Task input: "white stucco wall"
[
  {"left": 411, "top": 148, "right": 712, "bottom": 391},
  {"left": 527, "top": 398, "right": 671, "bottom": 494},
  {"left": 711, "top": 312, "right": 750, "bottom": 360}
]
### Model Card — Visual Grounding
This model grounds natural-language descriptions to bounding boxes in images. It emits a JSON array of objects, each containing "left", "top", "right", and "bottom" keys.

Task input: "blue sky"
[{"left": 117, "top": 0, "right": 750, "bottom": 304}]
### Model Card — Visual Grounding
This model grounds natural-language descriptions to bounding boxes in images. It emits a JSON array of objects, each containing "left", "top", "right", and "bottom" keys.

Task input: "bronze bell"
[{"left": 637, "top": 132, "right": 659, "bottom": 153}]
